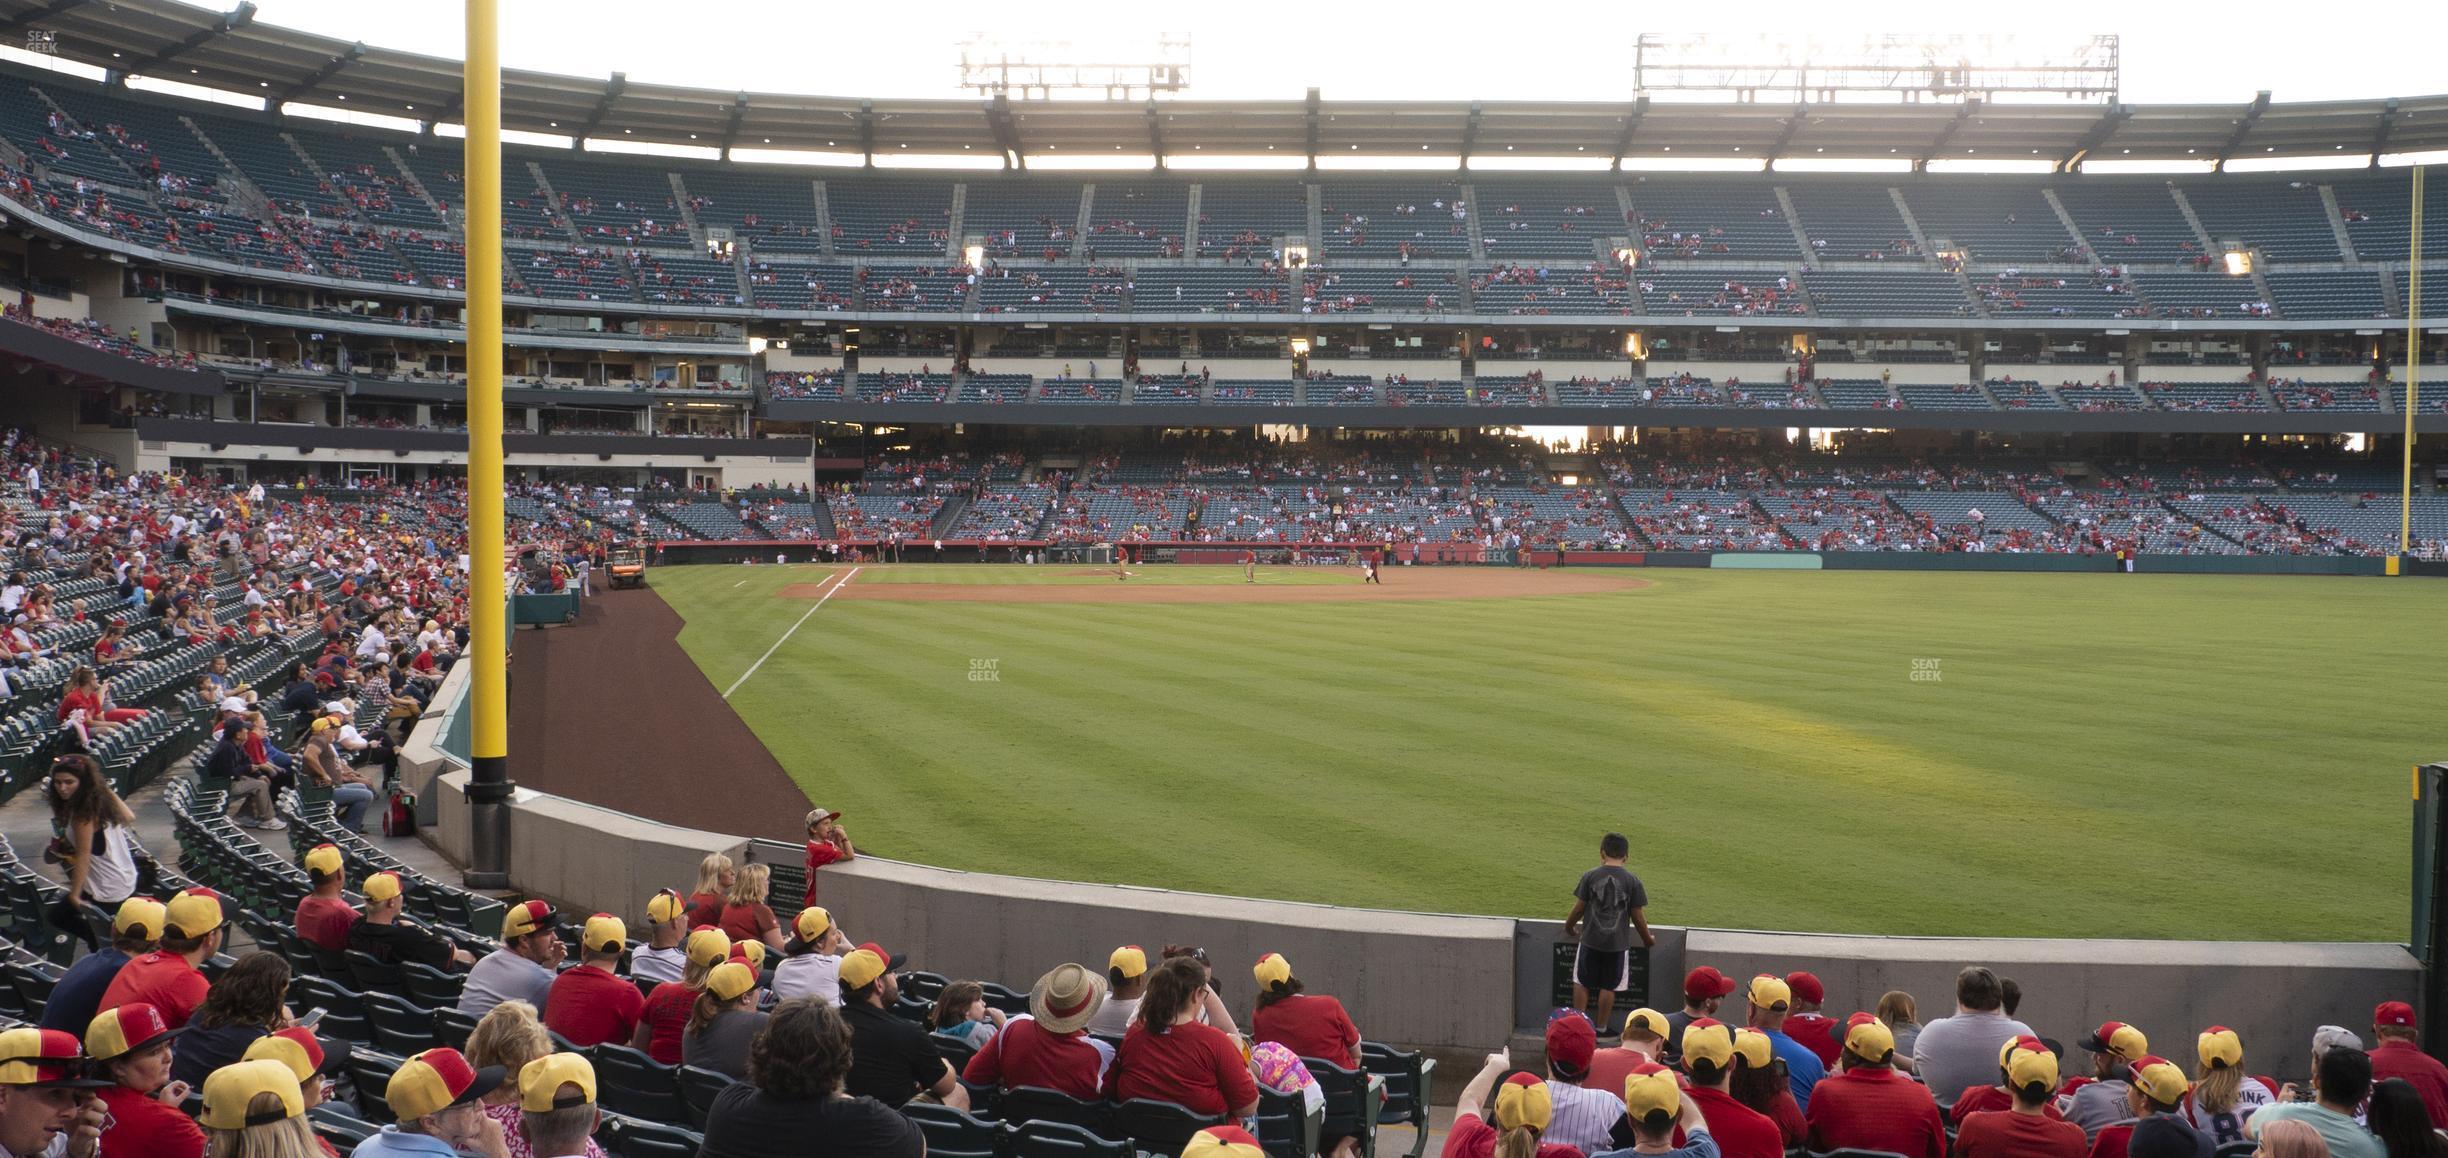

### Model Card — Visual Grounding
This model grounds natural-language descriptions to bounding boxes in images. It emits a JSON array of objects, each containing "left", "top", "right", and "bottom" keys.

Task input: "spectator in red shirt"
[
  {"left": 1804, "top": 1015, "right": 1945, "bottom": 1158},
  {"left": 1783, "top": 973, "right": 1841, "bottom": 1070},
  {"left": 1591, "top": 1009, "right": 1669, "bottom": 1098},
  {"left": 84, "top": 1002, "right": 203, "bottom": 1158},
  {"left": 717, "top": 864, "right": 786, "bottom": 953},
  {"left": 1442, "top": 1055, "right": 1580, "bottom": 1158},
  {"left": 964, "top": 962, "right": 1113, "bottom": 1101},
  {"left": 99, "top": 889, "right": 225, "bottom": 1029},
  {"left": 1729, "top": 1028, "right": 1806, "bottom": 1148},
  {"left": 1250, "top": 953, "right": 1361, "bottom": 1070},
  {"left": 2369, "top": 1003, "right": 2448, "bottom": 1129},
  {"left": 1109, "top": 957, "right": 1256, "bottom": 1119},
  {"left": 1955, "top": 1036, "right": 2074, "bottom": 1126},
  {"left": 544, "top": 914, "right": 646, "bottom": 1048},
  {"left": 293, "top": 844, "right": 360, "bottom": 954},
  {"left": 685, "top": 854, "right": 734, "bottom": 929},
  {"left": 1956, "top": 1039, "right": 2090, "bottom": 1158},
  {"left": 1680, "top": 1019, "right": 1785, "bottom": 1158},
  {"left": 2089, "top": 1057, "right": 2204, "bottom": 1158},
  {"left": 631, "top": 927, "right": 731, "bottom": 1066},
  {"left": 803, "top": 807, "right": 856, "bottom": 907}
]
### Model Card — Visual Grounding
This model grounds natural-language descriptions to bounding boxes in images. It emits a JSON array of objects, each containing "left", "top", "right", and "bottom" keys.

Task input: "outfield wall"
[{"left": 399, "top": 664, "right": 2425, "bottom": 1067}]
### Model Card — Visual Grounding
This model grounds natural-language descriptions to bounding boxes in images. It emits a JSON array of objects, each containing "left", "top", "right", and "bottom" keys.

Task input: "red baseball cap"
[
  {"left": 1785, "top": 971, "right": 1825, "bottom": 1005},
  {"left": 1683, "top": 966, "right": 1738, "bottom": 1001},
  {"left": 2376, "top": 1002, "right": 2417, "bottom": 1028},
  {"left": 1545, "top": 1013, "right": 1596, "bottom": 1074}
]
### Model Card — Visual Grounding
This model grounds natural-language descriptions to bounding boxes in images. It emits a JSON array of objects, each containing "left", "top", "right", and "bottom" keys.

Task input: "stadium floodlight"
[
  {"left": 2223, "top": 250, "right": 2254, "bottom": 276},
  {"left": 1633, "top": 33, "right": 2119, "bottom": 104},
  {"left": 959, "top": 33, "right": 1191, "bottom": 101}
]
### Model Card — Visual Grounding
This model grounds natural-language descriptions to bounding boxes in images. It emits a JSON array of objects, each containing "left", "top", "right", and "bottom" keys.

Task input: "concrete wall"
[
  {"left": 398, "top": 655, "right": 2421, "bottom": 1059},
  {"left": 1987, "top": 363, "right": 2122, "bottom": 385}
]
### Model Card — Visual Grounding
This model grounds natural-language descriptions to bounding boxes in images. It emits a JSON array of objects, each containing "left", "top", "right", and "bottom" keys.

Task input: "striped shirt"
[{"left": 1544, "top": 1079, "right": 1629, "bottom": 1156}]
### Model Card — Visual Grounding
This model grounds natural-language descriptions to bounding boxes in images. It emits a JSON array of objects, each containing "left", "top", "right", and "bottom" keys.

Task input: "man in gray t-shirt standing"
[{"left": 1564, "top": 831, "right": 1652, "bottom": 1038}]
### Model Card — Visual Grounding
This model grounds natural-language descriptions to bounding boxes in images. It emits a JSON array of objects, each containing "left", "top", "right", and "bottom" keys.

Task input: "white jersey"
[{"left": 2184, "top": 1079, "right": 2278, "bottom": 1148}]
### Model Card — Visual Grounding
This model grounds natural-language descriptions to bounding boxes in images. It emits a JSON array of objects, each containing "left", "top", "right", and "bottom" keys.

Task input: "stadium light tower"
[
  {"left": 958, "top": 34, "right": 1192, "bottom": 101},
  {"left": 1632, "top": 33, "right": 2120, "bottom": 104},
  {"left": 463, "top": 0, "right": 512, "bottom": 889}
]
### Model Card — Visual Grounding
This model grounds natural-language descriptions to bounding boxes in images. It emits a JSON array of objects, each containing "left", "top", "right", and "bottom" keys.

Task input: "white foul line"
[{"left": 723, "top": 567, "right": 856, "bottom": 699}]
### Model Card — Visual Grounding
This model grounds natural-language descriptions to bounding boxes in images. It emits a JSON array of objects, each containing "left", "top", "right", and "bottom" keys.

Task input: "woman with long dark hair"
[
  {"left": 1110, "top": 956, "right": 1256, "bottom": 1119},
  {"left": 46, "top": 753, "right": 138, "bottom": 924},
  {"left": 1250, "top": 952, "right": 1361, "bottom": 1069},
  {"left": 2367, "top": 1079, "right": 2448, "bottom": 1158},
  {"left": 1729, "top": 1027, "right": 1806, "bottom": 1148},
  {"left": 173, "top": 952, "right": 295, "bottom": 1086}
]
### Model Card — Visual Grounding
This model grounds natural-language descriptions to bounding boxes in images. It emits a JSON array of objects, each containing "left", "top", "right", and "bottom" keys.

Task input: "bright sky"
[{"left": 205, "top": 1, "right": 2446, "bottom": 107}]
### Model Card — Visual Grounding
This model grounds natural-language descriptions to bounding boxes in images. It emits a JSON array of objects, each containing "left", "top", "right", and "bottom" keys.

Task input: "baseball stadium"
[{"left": 0, "top": 2, "right": 2435, "bottom": 1154}]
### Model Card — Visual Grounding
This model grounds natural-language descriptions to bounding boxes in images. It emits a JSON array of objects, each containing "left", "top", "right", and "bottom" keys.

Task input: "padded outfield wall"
[{"left": 398, "top": 617, "right": 2424, "bottom": 1069}]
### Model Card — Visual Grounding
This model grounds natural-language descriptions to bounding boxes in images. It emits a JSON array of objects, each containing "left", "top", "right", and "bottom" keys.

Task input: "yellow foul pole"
[
  {"left": 464, "top": 0, "right": 512, "bottom": 886},
  {"left": 2406, "top": 165, "right": 2425, "bottom": 558}
]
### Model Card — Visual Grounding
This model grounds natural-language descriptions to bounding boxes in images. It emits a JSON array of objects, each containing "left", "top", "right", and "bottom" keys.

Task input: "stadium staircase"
[
  {"left": 1180, "top": 185, "right": 1202, "bottom": 255},
  {"left": 521, "top": 161, "right": 585, "bottom": 244},
  {"left": 2317, "top": 186, "right": 2362, "bottom": 261},
  {"left": 384, "top": 145, "right": 456, "bottom": 226},
  {"left": 2038, "top": 189, "right": 2096, "bottom": 262},
  {"left": 945, "top": 184, "right": 968, "bottom": 260},
  {"left": 1771, "top": 187, "right": 1818, "bottom": 258},
  {"left": 26, "top": 88, "right": 143, "bottom": 188},
  {"left": 2167, "top": 187, "right": 2222, "bottom": 258},
  {"left": 931, "top": 494, "right": 973, "bottom": 538},
  {"left": 1461, "top": 182, "right": 1486, "bottom": 260},
  {"left": 179, "top": 117, "right": 281, "bottom": 224},
  {"left": 808, "top": 179, "right": 838, "bottom": 257},
  {"left": 668, "top": 172, "right": 708, "bottom": 249},
  {"left": 1070, "top": 185, "right": 1094, "bottom": 259}
]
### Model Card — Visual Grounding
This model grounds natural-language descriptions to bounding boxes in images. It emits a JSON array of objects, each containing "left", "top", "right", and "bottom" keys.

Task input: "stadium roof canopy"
[{"left": 9, "top": 0, "right": 2448, "bottom": 168}]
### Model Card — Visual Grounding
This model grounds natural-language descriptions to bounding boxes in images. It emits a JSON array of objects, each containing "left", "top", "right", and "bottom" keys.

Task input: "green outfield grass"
[{"left": 654, "top": 563, "right": 2442, "bottom": 941}]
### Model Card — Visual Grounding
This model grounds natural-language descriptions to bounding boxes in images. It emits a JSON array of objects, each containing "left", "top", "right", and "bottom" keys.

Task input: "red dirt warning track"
[
  {"left": 781, "top": 567, "right": 1652, "bottom": 604},
  {"left": 506, "top": 587, "right": 811, "bottom": 841}
]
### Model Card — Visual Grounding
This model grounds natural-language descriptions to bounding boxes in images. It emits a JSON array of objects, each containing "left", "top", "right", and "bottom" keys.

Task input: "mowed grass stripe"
[{"left": 652, "top": 565, "right": 2439, "bottom": 940}]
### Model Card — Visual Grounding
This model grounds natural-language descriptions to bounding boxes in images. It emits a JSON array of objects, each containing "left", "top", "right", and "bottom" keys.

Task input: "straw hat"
[{"left": 1027, "top": 963, "right": 1109, "bottom": 1034}]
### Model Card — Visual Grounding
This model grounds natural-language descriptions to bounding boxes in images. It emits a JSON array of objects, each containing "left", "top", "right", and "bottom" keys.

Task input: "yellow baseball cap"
[
  {"left": 645, "top": 889, "right": 686, "bottom": 925},
  {"left": 1253, "top": 953, "right": 1291, "bottom": 989},
  {"left": 2128, "top": 1055, "right": 2190, "bottom": 1106},
  {"left": 1747, "top": 975, "right": 1792, "bottom": 1011},
  {"left": 1622, "top": 1008, "right": 1671, "bottom": 1041},
  {"left": 706, "top": 961, "right": 758, "bottom": 1003},
  {"left": 2083, "top": 1021, "right": 2148, "bottom": 1060},
  {"left": 85, "top": 1003, "right": 181, "bottom": 1061},
  {"left": 1731, "top": 1028, "right": 1774, "bottom": 1068},
  {"left": 1624, "top": 1068, "right": 1681, "bottom": 1120},
  {"left": 1109, "top": 945, "right": 1148, "bottom": 979},
  {"left": 732, "top": 941, "right": 767, "bottom": 969},
  {"left": 501, "top": 900, "right": 557, "bottom": 941},
  {"left": 2198, "top": 1027, "right": 2244, "bottom": 1071},
  {"left": 309, "top": 717, "right": 336, "bottom": 734},
  {"left": 839, "top": 947, "right": 888, "bottom": 990},
  {"left": 1842, "top": 1013, "right": 1894, "bottom": 1062},
  {"left": 387, "top": 1047, "right": 506, "bottom": 1121},
  {"left": 685, "top": 927, "right": 732, "bottom": 968},
  {"left": 793, "top": 906, "right": 832, "bottom": 943},
  {"left": 1183, "top": 1127, "right": 1267, "bottom": 1158},
  {"left": 245, "top": 1028, "right": 347, "bottom": 1084},
  {"left": 362, "top": 872, "right": 402, "bottom": 904},
  {"left": 517, "top": 1053, "right": 597, "bottom": 1113},
  {"left": 581, "top": 914, "right": 627, "bottom": 955},
  {"left": 303, "top": 844, "right": 343, "bottom": 877},
  {"left": 1681, "top": 1018, "right": 1736, "bottom": 1069},
  {"left": 1491, "top": 1072, "right": 1552, "bottom": 1131},
  {"left": 2003, "top": 1037, "right": 2058, "bottom": 1091},
  {"left": 112, "top": 897, "right": 165, "bottom": 940},
  {"left": 200, "top": 1059, "right": 304, "bottom": 1130},
  {"left": 164, "top": 889, "right": 226, "bottom": 940}
]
